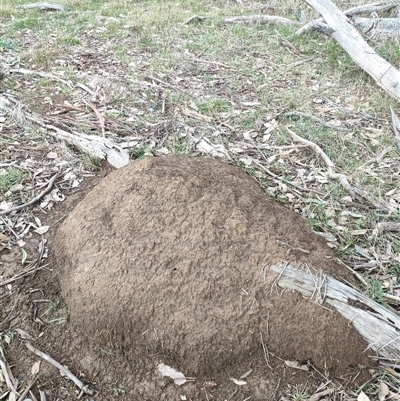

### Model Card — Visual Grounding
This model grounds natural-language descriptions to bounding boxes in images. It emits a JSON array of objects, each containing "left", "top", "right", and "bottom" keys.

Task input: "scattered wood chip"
[
  {"left": 284, "top": 360, "right": 309, "bottom": 371},
  {"left": 157, "top": 363, "right": 187, "bottom": 386},
  {"left": 230, "top": 378, "right": 247, "bottom": 385}
]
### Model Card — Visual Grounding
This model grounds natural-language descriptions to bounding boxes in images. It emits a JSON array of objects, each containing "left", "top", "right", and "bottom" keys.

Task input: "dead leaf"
[
  {"left": 47, "top": 151, "right": 58, "bottom": 159},
  {"left": 358, "top": 391, "right": 370, "bottom": 401},
  {"left": 31, "top": 360, "right": 41, "bottom": 375},
  {"left": 35, "top": 226, "right": 49, "bottom": 235},
  {"left": 230, "top": 378, "right": 247, "bottom": 385},
  {"left": 0, "top": 233, "right": 8, "bottom": 241},
  {"left": 378, "top": 381, "right": 389, "bottom": 401},
  {"left": 21, "top": 248, "right": 28, "bottom": 265}
]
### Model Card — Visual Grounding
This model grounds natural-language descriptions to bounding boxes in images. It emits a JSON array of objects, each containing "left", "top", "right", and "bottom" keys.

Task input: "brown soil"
[{"left": 45, "top": 155, "right": 374, "bottom": 399}]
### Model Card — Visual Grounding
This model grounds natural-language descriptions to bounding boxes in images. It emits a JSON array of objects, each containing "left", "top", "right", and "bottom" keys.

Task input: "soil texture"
[{"left": 47, "top": 155, "right": 374, "bottom": 399}]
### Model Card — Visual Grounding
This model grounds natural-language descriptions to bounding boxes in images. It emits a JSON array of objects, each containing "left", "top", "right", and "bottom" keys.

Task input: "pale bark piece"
[
  {"left": 44, "top": 124, "right": 129, "bottom": 169},
  {"left": 271, "top": 263, "right": 400, "bottom": 360},
  {"left": 300, "top": 0, "right": 400, "bottom": 101}
]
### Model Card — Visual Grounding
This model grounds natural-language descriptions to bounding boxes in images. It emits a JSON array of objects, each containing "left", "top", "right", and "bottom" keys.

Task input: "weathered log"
[{"left": 271, "top": 263, "right": 400, "bottom": 360}]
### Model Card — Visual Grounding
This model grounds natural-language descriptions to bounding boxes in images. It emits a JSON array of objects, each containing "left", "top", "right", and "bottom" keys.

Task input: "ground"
[{"left": 1, "top": 0, "right": 400, "bottom": 400}]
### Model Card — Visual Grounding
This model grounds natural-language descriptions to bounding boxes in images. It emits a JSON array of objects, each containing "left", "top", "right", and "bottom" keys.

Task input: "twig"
[
  {"left": 384, "top": 293, "right": 400, "bottom": 306},
  {"left": 191, "top": 58, "right": 233, "bottom": 69},
  {"left": 146, "top": 75, "right": 179, "bottom": 91},
  {"left": 77, "top": 83, "right": 98, "bottom": 98},
  {"left": 251, "top": 157, "right": 324, "bottom": 195},
  {"left": 0, "top": 264, "right": 46, "bottom": 287},
  {"left": 260, "top": 332, "right": 271, "bottom": 368},
  {"left": 286, "top": 128, "right": 381, "bottom": 207},
  {"left": 308, "top": 388, "right": 335, "bottom": 401},
  {"left": 390, "top": 107, "right": 400, "bottom": 149},
  {"left": 17, "top": 378, "right": 37, "bottom": 401},
  {"left": 25, "top": 342, "right": 93, "bottom": 395},
  {"left": 39, "top": 390, "right": 47, "bottom": 401},
  {"left": 0, "top": 347, "right": 18, "bottom": 395},
  {"left": 9, "top": 68, "right": 72, "bottom": 87},
  {"left": 182, "top": 15, "right": 206, "bottom": 24},
  {"left": 283, "top": 111, "right": 350, "bottom": 131},
  {"left": 0, "top": 173, "right": 59, "bottom": 216},
  {"left": 83, "top": 99, "right": 106, "bottom": 137}
]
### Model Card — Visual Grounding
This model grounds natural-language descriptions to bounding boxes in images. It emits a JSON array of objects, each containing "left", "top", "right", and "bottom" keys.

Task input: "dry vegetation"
[{"left": 1, "top": 0, "right": 400, "bottom": 400}]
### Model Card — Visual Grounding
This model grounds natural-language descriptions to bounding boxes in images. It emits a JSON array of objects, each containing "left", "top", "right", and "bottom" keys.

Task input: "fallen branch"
[
  {"left": 286, "top": 127, "right": 381, "bottom": 207},
  {"left": 19, "top": 2, "right": 69, "bottom": 11},
  {"left": 296, "top": 0, "right": 399, "bottom": 34},
  {"left": 270, "top": 262, "right": 400, "bottom": 360},
  {"left": 25, "top": 342, "right": 93, "bottom": 396},
  {"left": 223, "top": 15, "right": 300, "bottom": 26},
  {"left": 352, "top": 17, "right": 400, "bottom": 39},
  {"left": 298, "top": 0, "right": 400, "bottom": 101},
  {"left": 38, "top": 121, "right": 129, "bottom": 168},
  {"left": 0, "top": 173, "right": 59, "bottom": 216}
]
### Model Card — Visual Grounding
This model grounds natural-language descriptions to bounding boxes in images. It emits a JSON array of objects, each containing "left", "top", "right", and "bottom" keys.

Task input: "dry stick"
[
  {"left": 390, "top": 107, "right": 400, "bottom": 149},
  {"left": 308, "top": 388, "right": 335, "bottom": 401},
  {"left": 182, "top": 15, "right": 206, "bottom": 24},
  {"left": 0, "top": 173, "right": 58, "bottom": 216},
  {"left": 251, "top": 157, "right": 324, "bottom": 196},
  {"left": 83, "top": 99, "right": 106, "bottom": 137},
  {"left": 191, "top": 58, "right": 234, "bottom": 69},
  {"left": 260, "top": 332, "right": 271, "bottom": 368},
  {"left": 25, "top": 342, "right": 93, "bottom": 395},
  {"left": 0, "top": 347, "right": 18, "bottom": 394},
  {"left": 9, "top": 68, "right": 72, "bottom": 88},
  {"left": 286, "top": 128, "right": 381, "bottom": 207},
  {"left": 223, "top": 15, "right": 300, "bottom": 26},
  {"left": 283, "top": 111, "right": 350, "bottom": 131},
  {"left": 39, "top": 390, "right": 47, "bottom": 401},
  {"left": 17, "top": 378, "right": 37, "bottom": 401},
  {"left": 77, "top": 83, "right": 98, "bottom": 98},
  {"left": 0, "top": 264, "right": 47, "bottom": 287}
]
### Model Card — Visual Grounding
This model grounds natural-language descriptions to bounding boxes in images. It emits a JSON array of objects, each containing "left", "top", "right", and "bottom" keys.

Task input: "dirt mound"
[{"left": 54, "top": 155, "right": 370, "bottom": 379}]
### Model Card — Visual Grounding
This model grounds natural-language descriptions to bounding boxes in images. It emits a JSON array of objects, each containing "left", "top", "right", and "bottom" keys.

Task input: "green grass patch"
[{"left": 0, "top": 168, "right": 25, "bottom": 195}]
